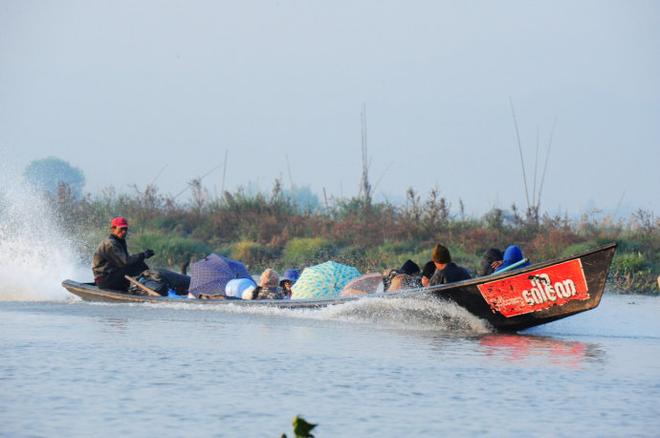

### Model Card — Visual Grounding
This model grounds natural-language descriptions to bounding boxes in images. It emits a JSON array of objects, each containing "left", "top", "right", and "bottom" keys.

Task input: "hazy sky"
[{"left": 1, "top": 0, "right": 658, "bottom": 216}]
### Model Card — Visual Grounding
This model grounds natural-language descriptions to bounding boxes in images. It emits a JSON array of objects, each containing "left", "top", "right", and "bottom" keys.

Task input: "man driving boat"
[{"left": 92, "top": 216, "right": 155, "bottom": 291}]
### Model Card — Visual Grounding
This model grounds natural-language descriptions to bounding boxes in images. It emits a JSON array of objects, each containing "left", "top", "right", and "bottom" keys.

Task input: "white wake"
[
  {"left": 0, "top": 165, "right": 85, "bottom": 301},
  {"left": 138, "top": 295, "right": 492, "bottom": 334}
]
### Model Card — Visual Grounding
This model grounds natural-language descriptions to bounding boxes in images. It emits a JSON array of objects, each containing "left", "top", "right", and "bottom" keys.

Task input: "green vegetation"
[
  {"left": 283, "top": 238, "right": 335, "bottom": 268},
  {"left": 281, "top": 415, "right": 317, "bottom": 438},
  {"left": 132, "top": 232, "right": 212, "bottom": 271},
  {"left": 49, "top": 180, "right": 659, "bottom": 294}
]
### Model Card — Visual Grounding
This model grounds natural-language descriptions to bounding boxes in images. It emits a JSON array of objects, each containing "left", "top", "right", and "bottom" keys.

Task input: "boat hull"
[
  {"left": 60, "top": 280, "right": 356, "bottom": 309},
  {"left": 62, "top": 243, "right": 616, "bottom": 331},
  {"left": 426, "top": 243, "right": 616, "bottom": 331}
]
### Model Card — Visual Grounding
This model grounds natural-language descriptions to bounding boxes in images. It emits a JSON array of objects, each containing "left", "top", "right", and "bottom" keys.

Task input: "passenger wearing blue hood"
[{"left": 494, "top": 245, "right": 531, "bottom": 272}]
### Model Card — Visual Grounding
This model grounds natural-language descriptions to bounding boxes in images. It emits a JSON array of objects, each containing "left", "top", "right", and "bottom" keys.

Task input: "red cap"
[{"left": 111, "top": 216, "right": 129, "bottom": 228}]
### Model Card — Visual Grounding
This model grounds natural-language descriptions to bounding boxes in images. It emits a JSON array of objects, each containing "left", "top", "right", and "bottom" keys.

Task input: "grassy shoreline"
[{"left": 53, "top": 182, "right": 659, "bottom": 294}]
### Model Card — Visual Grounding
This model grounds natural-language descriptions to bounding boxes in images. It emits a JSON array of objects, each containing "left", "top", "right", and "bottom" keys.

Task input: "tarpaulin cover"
[
  {"left": 340, "top": 273, "right": 384, "bottom": 297},
  {"left": 291, "top": 261, "right": 361, "bottom": 300},
  {"left": 189, "top": 253, "right": 251, "bottom": 296}
]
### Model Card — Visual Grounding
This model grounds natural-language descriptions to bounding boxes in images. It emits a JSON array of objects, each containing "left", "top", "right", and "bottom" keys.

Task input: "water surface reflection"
[
  {"left": 99, "top": 317, "right": 129, "bottom": 334},
  {"left": 477, "top": 333, "right": 604, "bottom": 368}
]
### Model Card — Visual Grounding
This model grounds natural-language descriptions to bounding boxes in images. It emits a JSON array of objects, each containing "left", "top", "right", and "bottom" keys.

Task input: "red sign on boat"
[{"left": 477, "top": 259, "right": 590, "bottom": 317}]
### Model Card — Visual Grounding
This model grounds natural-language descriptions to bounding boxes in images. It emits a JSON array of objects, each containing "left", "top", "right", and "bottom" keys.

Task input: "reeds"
[{"left": 45, "top": 181, "right": 659, "bottom": 293}]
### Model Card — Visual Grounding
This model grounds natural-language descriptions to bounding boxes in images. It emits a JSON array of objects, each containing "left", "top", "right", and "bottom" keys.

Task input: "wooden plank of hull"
[
  {"left": 60, "top": 280, "right": 352, "bottom": 308},
  {"left": 61, "top": 282, "right": 166, "bottom": 303},
  {"left": 62, "top": 243, "right": 616, "bottom": 331}
]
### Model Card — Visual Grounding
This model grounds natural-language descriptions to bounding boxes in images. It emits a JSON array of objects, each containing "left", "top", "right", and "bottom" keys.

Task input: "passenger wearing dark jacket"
[
  {"left": 421, "top": 261, "right": 436, "bottom": 287},
  {"left": 479, "top": 248, "right": 504, "bottom": 276},
  {"left": 428, "top": 244, "right": 471, "bottom": 286},
  {"left": 92, "top": 216, "right": 155, "bottom": 291},
  {"left": 399, "top": 259, "right": 420, "bottom": 276}
]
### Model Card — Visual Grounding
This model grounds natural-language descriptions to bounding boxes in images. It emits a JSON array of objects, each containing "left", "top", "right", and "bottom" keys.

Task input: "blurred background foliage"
[{"left": 46, "top": 179, "right": 659, "bottom": 294}]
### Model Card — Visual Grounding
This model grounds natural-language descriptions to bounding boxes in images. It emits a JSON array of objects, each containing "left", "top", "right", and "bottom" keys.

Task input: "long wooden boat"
[{"left": 61, "top": 243, "right": 616, "bottom": 331}]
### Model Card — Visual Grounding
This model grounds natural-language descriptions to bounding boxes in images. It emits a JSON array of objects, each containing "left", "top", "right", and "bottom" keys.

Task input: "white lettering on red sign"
[
  {"left": 521, "top": 274, "right": 578, "bottom": 306},
  {"left": 477, "top": 259, "right": 589, "bottom": 318}
]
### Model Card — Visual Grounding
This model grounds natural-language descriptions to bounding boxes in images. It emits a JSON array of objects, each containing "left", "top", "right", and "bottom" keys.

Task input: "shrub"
[
  {"left": 612, "top": 252, "right": 648, "bottom": 275},
  {"left": 528, "top": 228, "right": 579, "bottom": 260},
  {"left": 335, "top": 246, "right": 368, "bottom": 268},
  {"left": 131, "top": 232, "right": 212, "bottom": 270},
  {"left": 58, "top": 178, "right": 658, "bottom": 294},
  {"left": 362, "top": 242, "right": 429, "bottom": 273},
  {"left": 560, "top": 241, "right": 597, "bottom": 258},
  {"left": 283, "top": 237, "right": 336, "bottom": 267},
  {"left": 609, "top": 252, "right": 658, "bottom": 293},
  {"left": 230, "top": 240, "right": 277, "bottom": 271}
]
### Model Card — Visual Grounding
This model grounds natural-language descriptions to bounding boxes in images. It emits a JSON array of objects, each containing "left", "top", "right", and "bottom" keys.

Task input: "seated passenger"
[
  {"left": 128, "top": 268, "right": 190, "bottom": 296},
  {"left": 421, "top": 261, "right": 436, "bottom": 287},
  {"left": 399, "top": 259, "right": 420, "bottom": 276},
  {"left": 494, "top": 245, "right": 530, "bottom": 272},
  {"left": 479, "top": 248, "right": 504, "bottom": 276},
  {"left": 279, "top": 268, "right": 300, "bottom": 299},
  {"left": 255, "top": 268, "right": 284, "bottom": 300},
  {"left": 387, "top": 273, "right": 421, "bottom": 292},
  {"left": 92, "top": 216, "right": 155, "bottom": 291},
  {"left": 383, "top": 259, "right": 422, "bottom": 292},
  {"left": 428, "top": 244, "right": 472, "bottom": 286},
  {"left": 382, "top": 268, "right": 399, "bottom": 291}
]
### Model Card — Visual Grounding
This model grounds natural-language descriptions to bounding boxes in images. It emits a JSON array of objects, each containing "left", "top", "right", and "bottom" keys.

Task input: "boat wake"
[
  {"left": 140, "top": 295, "right": 492, "bottom": 334},
  {"left": 0, "top": 164, "right": 85, "bottom": 301},
  {"left": 312, "top": 295, "right": 491, "bottom": 333}
]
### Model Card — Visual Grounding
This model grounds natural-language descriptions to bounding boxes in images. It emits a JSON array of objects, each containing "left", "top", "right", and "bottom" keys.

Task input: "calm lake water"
[{"left": 1, "top": 292, "right": 659, "bottom": 437}]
